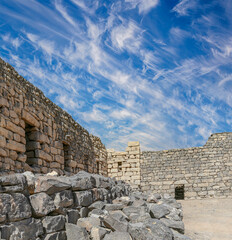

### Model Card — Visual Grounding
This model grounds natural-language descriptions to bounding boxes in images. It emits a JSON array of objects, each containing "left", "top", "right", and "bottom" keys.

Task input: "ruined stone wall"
[
  {"left": 141, "top": 133, "right": 232, "bottom": 199},
  {"left": 0, "top": 58, "right": 107, "bottom": 176},
  {"left": 108, "top": 133, "right": 232, "bottom": 199},
  {"left": 107, "top": 142, "right": 141, "bottom": 189},
  {"left": 0, "top": 171, "right": 131, "bottom": 239}
]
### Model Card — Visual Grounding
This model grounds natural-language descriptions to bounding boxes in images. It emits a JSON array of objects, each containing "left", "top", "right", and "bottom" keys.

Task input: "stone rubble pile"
[{"left": 0, "top": 171, "right": 191, "bottom": 240}]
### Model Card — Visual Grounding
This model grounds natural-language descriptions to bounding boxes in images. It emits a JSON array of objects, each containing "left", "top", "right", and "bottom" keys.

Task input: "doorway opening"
[{"left": 175, "top": 185, "right": 184, "bottom": 200}]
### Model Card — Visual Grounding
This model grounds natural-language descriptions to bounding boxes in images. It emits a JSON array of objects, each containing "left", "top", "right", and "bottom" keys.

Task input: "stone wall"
[
  {"left": 0, "top": 171, "right": 131, "bottom": 239},
  {"left": 141, "top": 132, "right": 232, "bottom": 199},
  {"left": 108, "top": 133, "right": 232, "bottom": 199},
  {"left": 0, "top": 58, "right": 107, "bottom": 176},
  {"left": 107, "top": 142, "right": 141, "bottom": 189}
]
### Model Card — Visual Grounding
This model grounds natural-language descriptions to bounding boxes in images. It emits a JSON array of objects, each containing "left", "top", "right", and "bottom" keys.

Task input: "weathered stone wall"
[
  {"left": 108, "top": 133, "right": 232, "bottom": 199},
  {"left": 107, "top": 142, "right": 141, "bottom": 189},
  {"left": 0, "top": 58, "right": 107, "bottom": 176},
  {"left": 141, "top": 132, "right": 232, "bottom": 199},
  {"left": 0, "top": 171, "right": 131, "bottom": 239}
]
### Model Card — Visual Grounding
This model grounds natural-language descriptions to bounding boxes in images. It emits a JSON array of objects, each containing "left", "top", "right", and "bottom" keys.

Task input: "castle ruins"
[{"left": 1, "top": 58, "right": 232, "bottom": 200}]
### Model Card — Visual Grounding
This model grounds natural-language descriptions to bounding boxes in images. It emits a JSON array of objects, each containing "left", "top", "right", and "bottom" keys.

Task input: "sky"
[{"left": 0, "top": 0, "right": 232, "bottom": 151}]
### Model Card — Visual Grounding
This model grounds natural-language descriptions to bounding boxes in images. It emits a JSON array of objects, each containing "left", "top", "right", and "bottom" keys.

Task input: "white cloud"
[
  {"left": 125, "top": 0, "right": 159, "bottom": 14},
  {"left": 26, "top": 33, "right": 55, "bottom": 56},
  {"left": 55, "top": 0, "right": 76, "bottom": 27},
  {"left": 110, "top": 109, "right": 137, "bottom": 120},
  {"left": 110, "top": 20, "right": 142, "bottom": 52},
  {"left": 169, "top": 27, "right": 190, "bottom": 42},
  {"left": 172, "top": 0, "right": 197, "bottom": 16}
]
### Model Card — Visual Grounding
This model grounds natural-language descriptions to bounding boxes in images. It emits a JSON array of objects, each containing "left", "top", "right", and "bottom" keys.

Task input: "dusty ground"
[{"left": 179, "top": 198, "right": 232, "bottom": 240}]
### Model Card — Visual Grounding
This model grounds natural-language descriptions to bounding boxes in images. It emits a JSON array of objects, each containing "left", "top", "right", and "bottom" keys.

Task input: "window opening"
[{"left": 118, "top": 162, "right": 122, "bottom": 172}]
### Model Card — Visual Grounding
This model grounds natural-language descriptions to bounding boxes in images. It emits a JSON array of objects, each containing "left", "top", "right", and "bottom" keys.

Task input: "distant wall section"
[
  {"left": 141, "top": 133, "right": 232, "bottom": 199},
  {"left": 107, "top": 141, "right": 141, "bottom": 189}
]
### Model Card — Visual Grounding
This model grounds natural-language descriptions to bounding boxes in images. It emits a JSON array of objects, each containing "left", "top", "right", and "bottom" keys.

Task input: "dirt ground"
[{"left": 179, "top": 198, "right": 232, "bottom": 240}]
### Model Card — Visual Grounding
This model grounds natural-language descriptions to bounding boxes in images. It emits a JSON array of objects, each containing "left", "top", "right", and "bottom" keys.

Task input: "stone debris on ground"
[{"left": 0, "top": 171, "right": 191, "bottom": 240}]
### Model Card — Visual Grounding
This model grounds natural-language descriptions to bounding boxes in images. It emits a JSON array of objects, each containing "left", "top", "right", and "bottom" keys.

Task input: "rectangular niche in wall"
[
  {"left": 97, "top": 161, "right": 100, "bottom": 174},
  {"left": 63, "top": 143, "right": 71, "bottom": 170},
  {"left": 175, "top": 185, "right": 185, "bottom": 200},
  {"left": 118, "top": 162, "right": 122, "bottom": 172},
  {"left": 84, "top": 155, "right": 89, "bottom": 172},
  {"left": 25, "top": 123, "right": 38, "bottom": 166}
]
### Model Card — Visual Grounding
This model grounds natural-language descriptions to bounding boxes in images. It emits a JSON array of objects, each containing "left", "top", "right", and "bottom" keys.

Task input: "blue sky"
[{"left": 0, "top": 0, "right": 232, "bottom": 151}]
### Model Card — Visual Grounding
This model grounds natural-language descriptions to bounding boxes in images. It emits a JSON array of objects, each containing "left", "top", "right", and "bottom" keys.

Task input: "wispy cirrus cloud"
[
  {"left": 172, "top": 0, "right": 198, "bottom": 16},
  {"left": 0, "top": 0, "right": 232, "bottom": 151}
]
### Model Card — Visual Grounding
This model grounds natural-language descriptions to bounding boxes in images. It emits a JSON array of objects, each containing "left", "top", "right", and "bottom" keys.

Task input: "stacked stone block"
[
  {"left": 0, "top": 58, "right": 107, "bottom": 176},
  {"left": 107, "top": 141, "right": 141, "bottom": 189}
]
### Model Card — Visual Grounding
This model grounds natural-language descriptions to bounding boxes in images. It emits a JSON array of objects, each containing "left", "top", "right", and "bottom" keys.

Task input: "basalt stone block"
[
  {"left": 0, "top": 174, "right": 27, "bottom": 193},
  {"left": 54, "top": 190, "right": 73, "bottom": 208},
  {"left": 34, "top": 176, "right": 71, "bottom": 195},
  {"left": 91, "top": 226, "right": 110, "bottom": 240},
  {"left": 160, "top": 218, "right": 185, "bottom": 234},
  {"left": 89, "top": 201, "right": 105, "bottom": 211},
  {"left": 79, "top": 207, "right": 89, "bottom": 218},
  {"left": 0, "top": 218, "right": 43, "bottom": 240},
  {"left": 149, "top": 204, "right": 170, "bottom": 219},
  {"left": 44, "top": 231, "right": 67, "bottom": 240},
  {"left": 103, "top": 231, "right": 132, "bottom": 240},
  {"left": 66, "top": 209, "right": 80, "bottom": 224},
  {"left": 65, "top": 223, "right": 90, "bottom": 240},
  {"left": 77, "top": 217, "right": 101, "bottom": 232},
  {"left": 172, "top": 230, "right": 192, "bottom": 240},
  {"left": 92, "top": 174, "right": 111, "bottom": 189},
  {"left": 104, "top": 203, "right": 124, "bottom": 211},
  {"left": 102, "top": 215, "right": 128, "bottom": 232},
  {"left": 128, "top": 219, "right": 173, "bottom": 240},
  {"left": 30, "top": 192, "right": 55, "bottom": 217},
  {"left": 42, "top": 215, "right": 66, "bottom": 233},
  {"left": 69, "top": 171, "right": 96, "bottom": 191},
  {"left": 73, "top": 190, "right": 93, "bottom": 207},
  {"left": 109, "top": 210, "right": 129, "bottom": 223},
  {"left": 0, "top": 193, "right": 32, "bottom": 222}
]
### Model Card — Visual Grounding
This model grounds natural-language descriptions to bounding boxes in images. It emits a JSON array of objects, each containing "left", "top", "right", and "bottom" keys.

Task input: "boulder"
[
  {"left": 0, "top": 193, "right": 32, "bottom": 222},
  {"left": 0, "top": 174, "right": 27, "bottom": 193},
  {"left": 66, "top": 209, "right": 80, "bottom": 224},
  {"left": 0, "top": 218, "right": 43, "bottom": 240},
  {"left": 73, "top": 190, "right": 93, "bottom": 207},
  {"left": 89, "top": 201, "right": 105, "bottom": 211},
  {"left": 65, "top": 223, "right": 90, "bottom": 240},
  {"left": 69, "top": 171, "right": 96, "bottom": 191},
  {"left": 103, "top": 231, "right": 132, "bottom": 240},
  {"left": 42, "top": 215, "right": 66, "bottom": 233},
  {"left": 160, "top": 218, "right": 185, "bottom": 234},
  {"left": 54, "top": 190, "right": 74, "bottom": 208},
  {"left": 44, "top": 231, "right": 67, "bottom": 240},
  {"left": 128, "top": 219, "right": 173, "bottom": 240},
  {"left": 34, "top": 176, "right": 71, "bottom": 195},
  {"left": 77, "top": 217, "right": 101, "bottom": 232},
  {"left": 172, "top": 230, "right": 192, "bottom": 240},
  {"left": 149, "top": 203, "right": 170, "bottom": 219},
  {"left": 30, "top": 192, "right": 55, "bottom": 217},
  {"left": 104, "top": 203, "right": 124, "bottom": 211},
  {"left": 102, "top": 215, "right": 128, "bottom": 232},
  {"left": 90, "top": 226, "right": 110, "bottom": 240},
  {"left": 109, "top": 210, "right": 129, "bottom": 223}
]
